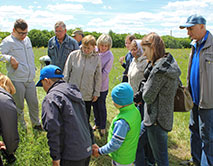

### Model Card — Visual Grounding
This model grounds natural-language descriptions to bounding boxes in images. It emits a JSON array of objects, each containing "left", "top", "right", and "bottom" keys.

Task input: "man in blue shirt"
[
  {"left": 180, "top": 14, "right": 213, "bottom": 166},
  {"left": 48, "top": 21, "right": 79, "bottom": 71}
]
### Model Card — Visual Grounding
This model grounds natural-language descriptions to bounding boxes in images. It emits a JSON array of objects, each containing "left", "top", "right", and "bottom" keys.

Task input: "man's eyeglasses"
[
  {"left": 15, "top": 29, "right": 28, "bottom": 36},
  {"left": 55, "top": 30, "right": 64, "bottom": 34}
]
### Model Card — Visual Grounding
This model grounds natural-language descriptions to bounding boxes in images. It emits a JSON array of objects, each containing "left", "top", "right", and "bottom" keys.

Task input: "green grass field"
[{"left": 0, "top": 47, "right": 191, "bottom": 166}]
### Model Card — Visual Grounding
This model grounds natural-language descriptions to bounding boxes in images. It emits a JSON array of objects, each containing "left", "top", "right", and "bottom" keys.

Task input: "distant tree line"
[{"left": 0, "top": 29, "right": 191, "bottom": 48}]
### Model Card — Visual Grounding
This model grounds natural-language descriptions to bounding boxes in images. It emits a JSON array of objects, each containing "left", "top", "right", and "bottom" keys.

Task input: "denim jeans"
[
  {"left": 135, "top": 121, "right": 146, "bottom": 166},
  {"left": 135, "top": 109, "right": 155, "bottom": 166},
  {"left": 92, "top": 90, "right": 108, "bottom": 129},
  {"left": 135, "top": 124, "right": 155, "bottom": 166},
  {"left": 146, "top": 124, "right": 168, "bottom": 166},
  {"left": 189, "top": 105, "right": 213, "bottom": 166}
]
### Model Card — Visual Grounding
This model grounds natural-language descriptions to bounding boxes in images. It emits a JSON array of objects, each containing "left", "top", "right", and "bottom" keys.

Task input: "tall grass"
[{"left": 0, "top": 47, "right": 191, "bottom": 165}]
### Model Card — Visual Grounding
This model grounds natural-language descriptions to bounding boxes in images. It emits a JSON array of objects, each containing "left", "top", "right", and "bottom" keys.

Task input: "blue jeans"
[
  {"left": 92, "top": 90, "right": 108, "bottom": 129},
  {"left": 189, "top": 105, "right": 213, "bottom": 166},
  {"left": 135, "top": 106, "right": 155, "bottom": 166},
  {"left": 146, "top": 124, "right": 168, "bottom": 166},
  {"left": 135, "top": 121, "right": 146, "bottom": 166}
]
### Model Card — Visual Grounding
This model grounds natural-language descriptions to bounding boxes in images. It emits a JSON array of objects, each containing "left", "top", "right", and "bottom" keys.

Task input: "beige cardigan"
[{"left": 63, "top": 49, "right": 102, "bottom": 101}]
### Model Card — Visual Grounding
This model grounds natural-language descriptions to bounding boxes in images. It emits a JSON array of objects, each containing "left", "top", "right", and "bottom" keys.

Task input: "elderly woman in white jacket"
[
  {"left": 128, "top": 39, "right": 147, "bottom": 95},
  {"left": 128, "top": 40, "right": 155, "bottom": 166}
]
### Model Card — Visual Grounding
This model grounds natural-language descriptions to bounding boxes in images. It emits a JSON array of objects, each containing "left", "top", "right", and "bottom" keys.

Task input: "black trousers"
[
  {"left": 60, "top": 156, "right": 90, "bottom": 166},
  {"left": 0, "top": 157, "right": 3, "bottom": 166},
  {"left": 84, "top": 101, "right": 92, "bottom": 121}
]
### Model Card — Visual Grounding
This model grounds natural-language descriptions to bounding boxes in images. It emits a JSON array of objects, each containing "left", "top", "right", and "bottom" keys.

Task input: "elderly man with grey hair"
[
  {"left": 180, "top": 14, "right": 213, "bottom": 166},
  {"left": 48, "top": 21, "right": 79, "bottom": 71}
]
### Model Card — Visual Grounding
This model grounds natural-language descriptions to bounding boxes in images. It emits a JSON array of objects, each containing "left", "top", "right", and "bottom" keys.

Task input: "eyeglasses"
[
  {"left": 15, "top": 29, "right": 28, "bottom": 36},
  {"left": 55, "top": 30, "right": 65, "bottom": 34}
]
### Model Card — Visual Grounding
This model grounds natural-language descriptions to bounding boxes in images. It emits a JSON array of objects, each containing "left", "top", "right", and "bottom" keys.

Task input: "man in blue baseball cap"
[
  {"left": 180, "top": 15, "right": 213, "bottom": 166},
  {"left": 179, "top": 14, "right": 206, "bottom": 29},
  {"left": 36, "top": 64, "right": 64, "bottom": 87},
  {"left": 36, "top": 65, "right": 95, "bottom": 166}
]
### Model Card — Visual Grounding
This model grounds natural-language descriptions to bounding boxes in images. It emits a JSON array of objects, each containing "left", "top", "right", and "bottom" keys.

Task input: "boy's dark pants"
[{"left": 60, "top": 156, "right": 90, "bottom": 166}]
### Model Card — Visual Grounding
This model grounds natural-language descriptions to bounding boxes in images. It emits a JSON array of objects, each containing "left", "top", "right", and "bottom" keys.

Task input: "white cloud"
[
  {"left": 46, "top": 4, "right": 84, "bottom": 12},
  {"left": 1, "top": 0, "right": 213, "bottom": 38},
  {"left": 88, "top": 18, "right": 104, "bottom": 26},
  {"left": 0, "top": 5, "right": 75, "bottom": 31},
  {"left": 66, "top": 23, "right": 84, "bottom": 30},
  {"left": 86, "top": 14, "right": 146, "bottom": 34},
  {"left": 103, "top": 6, "right": 112, "bottom": 10},
  {"left": 28, "top": 10, "right": 75, "bottom": 30},
  {"left": 163, "top": 0, "right": 213, "bottom": 10},
  {"left": 85, "top": 0, "right": 213, "bottom": 37},
  {"left": 29, "top": 5, "right": 34, "bottom": 9},
  {"left": 64, "top": 0, "right": 103, "bottom": 4},
  {"left": 0, "top": 5, "right": 33, "bottom": 16}
]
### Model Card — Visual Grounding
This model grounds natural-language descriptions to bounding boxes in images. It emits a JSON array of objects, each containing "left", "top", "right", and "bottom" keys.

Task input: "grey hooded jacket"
[{"left": 143, "top": 53, "right": 181, "bottom": 131}]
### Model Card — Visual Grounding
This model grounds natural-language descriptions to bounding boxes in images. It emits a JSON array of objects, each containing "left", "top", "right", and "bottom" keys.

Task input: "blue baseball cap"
[
  {"left": 179, "top": 14, "right": 206, "bottom": 29},
  {"left": 111, "top": 83, "right": 134, "bottom": 106},
  {"left": 36, "top": 65, "right": 64, "bottom": 87}
]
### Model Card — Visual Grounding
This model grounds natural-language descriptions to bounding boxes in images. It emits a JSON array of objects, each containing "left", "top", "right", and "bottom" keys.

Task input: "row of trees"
[{"left": 0, "top": 29, "right": 191, "bottom": 48}]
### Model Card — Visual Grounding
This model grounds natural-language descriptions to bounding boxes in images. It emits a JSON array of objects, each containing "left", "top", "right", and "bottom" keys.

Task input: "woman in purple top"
[{"left": 93, "top": 34, "right": 114, "bottom": 136}]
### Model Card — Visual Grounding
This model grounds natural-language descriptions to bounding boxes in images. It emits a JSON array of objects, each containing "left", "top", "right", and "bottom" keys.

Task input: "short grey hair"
[
  {"left": 97, "top": 34, "right": 113, "bottom": 49},
  {"left": 54, "top": 21, "right": 66, "bottom": 30}
]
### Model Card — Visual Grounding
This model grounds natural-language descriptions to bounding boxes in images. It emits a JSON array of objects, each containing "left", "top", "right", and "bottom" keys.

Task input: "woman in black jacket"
[{"left": 0, "top": 73, "right": 19, "bottom": 164}]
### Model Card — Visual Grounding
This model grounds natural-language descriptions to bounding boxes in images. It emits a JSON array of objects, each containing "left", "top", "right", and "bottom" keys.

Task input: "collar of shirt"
[
  {"left": 99, "top": 50, "right": 111, "bottom": 57},
  {"left": 191, "top": 30, "right": 209, "bottom": 49}
]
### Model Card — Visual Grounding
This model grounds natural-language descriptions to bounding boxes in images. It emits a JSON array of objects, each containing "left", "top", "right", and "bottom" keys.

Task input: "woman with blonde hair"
[
  {"left": 140, "top": 32, "right": 181, "bottom": 166},
  {"left": 0, "top": 73, "right": 16, "bottom": 95},
  {"left": 0, "top": 73, "right": 19, "bottom": 164},
  {"left": 63, "top": 35, "right": 102, "bottom": 120},
  {"left": 92, "top": 34, "right": 114, "bottom": 136}
]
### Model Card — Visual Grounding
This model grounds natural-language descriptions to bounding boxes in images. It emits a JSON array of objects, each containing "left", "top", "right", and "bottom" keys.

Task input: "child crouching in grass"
[{"left": 93, "top": 82, "right": 141, "bottom": 166}]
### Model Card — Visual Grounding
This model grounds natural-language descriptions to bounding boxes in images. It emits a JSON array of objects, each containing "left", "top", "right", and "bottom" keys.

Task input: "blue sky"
[{"left": 0, "top": 0, "right": 213, "bottom": 37}]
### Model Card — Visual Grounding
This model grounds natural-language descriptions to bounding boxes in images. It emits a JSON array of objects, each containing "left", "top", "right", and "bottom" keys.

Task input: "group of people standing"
[{"left": 0, "top": 13, "right": 213, "bottom": 166}]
